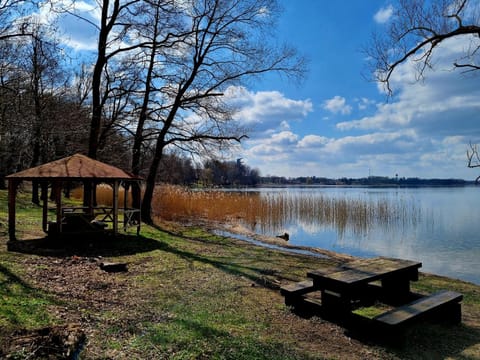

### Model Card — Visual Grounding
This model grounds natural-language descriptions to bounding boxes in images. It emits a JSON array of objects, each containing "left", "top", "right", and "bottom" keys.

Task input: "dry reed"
[
  {"left": 72, "top": 184, "right": 419, "bottom": 237},
  {"left": 151, "top": 185, "right": 420, "bottom": 236},
  {"left": 71, "top": 184, "right": 132, "bottom": 207}
]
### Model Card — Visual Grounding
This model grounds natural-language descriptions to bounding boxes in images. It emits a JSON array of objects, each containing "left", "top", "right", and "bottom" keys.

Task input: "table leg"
[
  {"left": 381, "top": 276, "right": 411, "bottom": 305},
  {"left": 321, "top": 290, "right": 351, "bottom": 315}
]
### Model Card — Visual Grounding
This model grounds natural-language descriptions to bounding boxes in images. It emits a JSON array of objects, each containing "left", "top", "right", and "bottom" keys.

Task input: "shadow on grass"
[
  {"left": 6, "top": 233, "right": 165, "bottom": 258},
  {"left": 0, "top": 263, "right": 35, "bottom": 293},
  {"left": 149, "top": 224, "right": 303, "bottom": 289},
  {"left": 0, "top": 263, "right": 56, "bottom": 332},
  {"left": 385, "top": 322, "right": 480, "bottom": 360}
]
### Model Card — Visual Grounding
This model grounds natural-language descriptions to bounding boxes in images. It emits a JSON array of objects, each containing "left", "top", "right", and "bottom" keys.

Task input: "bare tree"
[
  {"left": 139, "top": 0, "right": 305, "bottom": 222},
  {"left": 367, "top": 0, "right": 480, "bottom": 94},
  {"left": 0, "top": 0, "right": 38, "bottom": 41},
  {"left": 126, "top": 0, "right": 187, "bottom": 211},
  {"left": 467, "top": 142, "right": 480, "bottom": 182}
]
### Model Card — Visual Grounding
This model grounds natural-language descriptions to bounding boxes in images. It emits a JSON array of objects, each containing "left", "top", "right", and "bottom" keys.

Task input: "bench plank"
[
  {"left": 281, "top": 266, "right": 343, "bottom": 297},
  {"left": 374, "top": 290, "right": 462, "bottom": 326},
  {"left": 280, "top": 280, "right": 314, "bottom": 296}
]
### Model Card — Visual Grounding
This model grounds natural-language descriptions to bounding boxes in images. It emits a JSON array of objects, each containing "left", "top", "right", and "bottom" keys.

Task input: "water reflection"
[{"left": 235, "top": 187, "right": 479, "bottom": 285}]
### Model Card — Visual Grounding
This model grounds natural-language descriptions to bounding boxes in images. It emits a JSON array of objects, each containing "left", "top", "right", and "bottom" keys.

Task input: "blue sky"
[
  {"left": 233, "top": 1, "right": 480, "bottom": 180},
  {"left": 36, "top": 0, "right": 480, "bottom": 180}
]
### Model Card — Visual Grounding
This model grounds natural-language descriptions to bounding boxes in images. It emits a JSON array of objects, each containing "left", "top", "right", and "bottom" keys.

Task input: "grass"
[
  {"left": 1, "top": 188, "right": 480, "bottom": 359},
  {"left": 0, "top": 263, "right": 55, "bottom": 329}
]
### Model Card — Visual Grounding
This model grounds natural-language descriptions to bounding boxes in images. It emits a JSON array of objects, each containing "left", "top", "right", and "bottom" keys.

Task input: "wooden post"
[
  {"left": 113, "top": 180, "right": 118, "bottom": 236},
  {"left": 123, "top": 181, "right": 128, "bottom": 231},
  {"left": 53, "top": 181, "right": 63, "bottom": 233},
  {"left": 7, "top": 179, "right": 18, "bottom": 241},
  {"left": 41, "top": 181, "right": 48, "bottom": 232}
]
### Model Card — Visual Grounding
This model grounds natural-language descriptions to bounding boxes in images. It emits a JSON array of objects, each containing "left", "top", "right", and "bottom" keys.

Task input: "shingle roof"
[{"left": 6, "top": 153, "right": 140, "bottom": 181}]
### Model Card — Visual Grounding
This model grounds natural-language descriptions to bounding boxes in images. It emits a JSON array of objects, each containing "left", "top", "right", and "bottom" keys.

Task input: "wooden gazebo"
[{"left": 6, "top": 154, "right": 142, "bottom": 241}]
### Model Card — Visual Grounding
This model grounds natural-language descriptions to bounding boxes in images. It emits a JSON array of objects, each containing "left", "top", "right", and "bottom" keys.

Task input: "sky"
[
  {"left": 36, "top": 0, "right": 480, "bottom": 180},
  {"left": 232, "top": 1, "right": 480, "bottom": 180}
]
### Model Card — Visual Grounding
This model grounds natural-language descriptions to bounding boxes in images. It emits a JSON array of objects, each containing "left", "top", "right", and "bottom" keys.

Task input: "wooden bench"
[
  {"left": 280, "top": 266, "right": 343, "bottom": 307},
  {"left": 374, "top": 290, "right": 463, "bottom": 329},
  {"left": 280, "top": 280, "right": 315, "bottom": 306}
]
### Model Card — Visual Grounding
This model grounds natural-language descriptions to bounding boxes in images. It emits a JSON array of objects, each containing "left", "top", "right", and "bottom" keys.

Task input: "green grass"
[
  {"left": 0, "top": 264, "right": 55, "bottom": 329},
  {"left": 1, "top": 188, "right": 480, "bottom": 359}
]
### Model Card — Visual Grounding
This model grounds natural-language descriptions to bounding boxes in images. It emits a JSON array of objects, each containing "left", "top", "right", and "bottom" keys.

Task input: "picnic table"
[
  {"left": 280, "top": 256, "right": 463, "bottom": 340},
  {"left": 307, "top": 257, "right": 422, "bottom": 311}
]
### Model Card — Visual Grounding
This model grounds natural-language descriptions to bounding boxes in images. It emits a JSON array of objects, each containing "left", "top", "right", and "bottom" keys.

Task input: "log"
[{"left": 99, "top": 262, "right": 128, "bottom": 273}]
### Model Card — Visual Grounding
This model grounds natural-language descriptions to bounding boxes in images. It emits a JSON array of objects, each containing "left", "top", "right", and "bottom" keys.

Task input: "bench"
[
  {"left": 280, "top": 280, "right": 315, "bottom": 306},
  {"left": 374, "top": 290, "right": 463, "bottom": 328},
  {"left": 280, "top": 266, "right": 343, "bottom": 307}
]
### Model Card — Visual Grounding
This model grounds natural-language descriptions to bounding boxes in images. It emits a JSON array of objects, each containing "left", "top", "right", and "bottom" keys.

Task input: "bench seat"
[
  {"left": 280, "top": 266, "right": 343, "bottom": 306},
  {"left": 280, "top": 280, "right": 315, "bottom": 306},
  {"left": 374, "top": 290, "right": 463, "bottom": 327}
]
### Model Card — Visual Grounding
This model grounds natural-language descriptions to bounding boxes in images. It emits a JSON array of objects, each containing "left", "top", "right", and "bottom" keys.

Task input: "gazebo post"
[
  {"left": 7, "top": 179, "right": 18, "bottom": 241},
  {"left": 41, "top": 181, "right": 48, "bottom": 232},
  {"left": 123, "top": 182, "right": 128, "bottom": 231},
  {"left": 53, "top": 181, "right": 63, "bottom": 233},
  {"left": 113, "top": 180, "right": 119, "bottom": 236}
]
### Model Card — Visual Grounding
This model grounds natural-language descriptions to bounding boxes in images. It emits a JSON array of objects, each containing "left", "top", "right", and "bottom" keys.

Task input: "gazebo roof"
[{"left": 6, "top": 153, "right": 140, "bottom": 181}]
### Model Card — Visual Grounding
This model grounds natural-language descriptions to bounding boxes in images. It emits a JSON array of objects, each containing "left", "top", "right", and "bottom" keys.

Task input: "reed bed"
[
  {"left": 72, "top": 184, "right": 420, "bottom": 237},
  {"left": 70, "top": 184, "right": 132, "bottom": 207},
  {"left": 152, "top": 185, "right": 420, "bottom": 237}
]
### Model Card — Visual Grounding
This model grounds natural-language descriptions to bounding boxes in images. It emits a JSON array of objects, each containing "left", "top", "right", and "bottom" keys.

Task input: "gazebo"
[{"left": 6, "top": 154, "right": 142, "bottom": 241}]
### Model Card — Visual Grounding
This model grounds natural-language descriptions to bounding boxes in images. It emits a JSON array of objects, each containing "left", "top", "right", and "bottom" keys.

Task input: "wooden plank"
[
  {"left": 374, "top": 290, "right": 463, "bottom": 326},
  {"left": 308, "top": 257, "right": 421, "bottom": 294},
  {"left": 280, "top": 280, "right": 314, "bottom": 295},
  {"left": 345, "top": 257, "right": 421, "bottom": 275},
  {"left": 307, "top": 265, "right": 345, "bottom": 278}
]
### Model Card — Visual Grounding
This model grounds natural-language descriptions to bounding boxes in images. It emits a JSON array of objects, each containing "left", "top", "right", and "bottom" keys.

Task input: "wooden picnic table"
[
  {"left": 281, "top": 256, "right": 462, "bottom": 341},
  {"left": 307, "top": 257, "right": 422, "bottom": 312}
]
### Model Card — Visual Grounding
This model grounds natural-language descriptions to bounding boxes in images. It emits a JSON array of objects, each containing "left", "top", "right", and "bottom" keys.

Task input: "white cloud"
[
  {"left": 338, "top": 37, "right": 480, "bottom": 139},
  {"left": 298, "top": 135, "right": 329, "bottom": 148},
  {"left": 322, "top": 96, "right": 352, "bottom": 115},
  {"left": 356, "top": 97, "right": 376, "bottom": 110},
  {"left": 374, "top": 5, "right": 393, "bottom": 24},
  {"left": 225, "top": 86, "right": 313, "bottom": 133}
]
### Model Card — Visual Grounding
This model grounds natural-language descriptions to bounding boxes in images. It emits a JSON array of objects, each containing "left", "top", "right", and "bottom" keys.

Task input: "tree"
[
  {"left": 201, "top": 158, "right": 259, "bottom": 186},
  {"left": 0, "top": 21, "right": 71, "bottom": 189},
  {"left": 368, "top": 0, "right": 480, "bottom": 94},
  {"left": 140, "top": 0, "right": 305, "bottom": 222},
  {"left": 0, "top": 0, "right": 38, "bottom": 42},
  {"left": 126, "top": 0, "right": 186, "bottom": 211},
  {"left": 467, "top": 142, "right": 480, "bottom": 183}
]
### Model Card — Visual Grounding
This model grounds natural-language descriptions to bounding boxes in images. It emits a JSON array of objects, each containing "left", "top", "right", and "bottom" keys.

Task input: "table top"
[{"left": 308, "top": 257, "right": 422, "bottom": 290}]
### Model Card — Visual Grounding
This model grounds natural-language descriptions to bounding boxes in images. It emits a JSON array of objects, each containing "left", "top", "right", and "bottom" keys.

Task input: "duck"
[{"left": 276, "top": 232, "right": 289, "bottom": 241}]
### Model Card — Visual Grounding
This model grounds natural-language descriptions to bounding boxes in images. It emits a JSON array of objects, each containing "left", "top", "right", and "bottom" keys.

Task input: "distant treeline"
[
  {"left": 258, "top": 175, "right": 474, "bottom": 187},
  {"left": 153, "top": 156, "right": 474, "bottom": 187}
]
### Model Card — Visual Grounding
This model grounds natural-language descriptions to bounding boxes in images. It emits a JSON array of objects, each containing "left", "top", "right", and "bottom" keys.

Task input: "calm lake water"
[{"left": 232, "top": 186, "right": 480, "bottom": 285}]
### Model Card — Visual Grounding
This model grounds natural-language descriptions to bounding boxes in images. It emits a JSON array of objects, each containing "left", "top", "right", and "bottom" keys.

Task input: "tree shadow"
[
  {"left": 6, "top": 233, "right": 165, "bottom": 258},
  {"left": 388, "top": 322, "right": 480, "bottom": 359}
]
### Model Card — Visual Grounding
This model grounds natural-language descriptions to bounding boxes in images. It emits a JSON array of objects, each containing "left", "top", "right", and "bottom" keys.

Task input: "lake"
[{"left": 230, "top": 186, "right": 480, "bottom": 285}]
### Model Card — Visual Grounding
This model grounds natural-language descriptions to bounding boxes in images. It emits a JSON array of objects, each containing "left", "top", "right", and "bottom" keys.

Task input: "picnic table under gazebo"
[{"left": 6, "top": 153, "right": 142, "bottom": 241}]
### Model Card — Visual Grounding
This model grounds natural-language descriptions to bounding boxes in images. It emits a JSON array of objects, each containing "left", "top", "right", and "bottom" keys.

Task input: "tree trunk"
[{"left": 141, "top": 140, "right": 165, "bottom": 224}]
